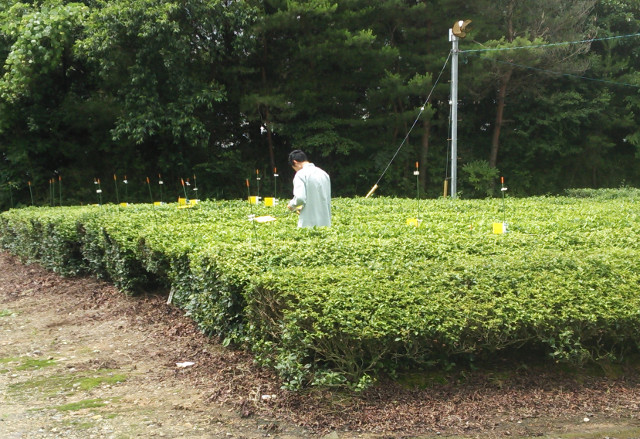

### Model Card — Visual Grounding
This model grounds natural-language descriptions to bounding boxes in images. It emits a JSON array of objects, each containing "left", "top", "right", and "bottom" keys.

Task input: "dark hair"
[{"left": 288, "top": 150, "right": 308, "bottom": 166}]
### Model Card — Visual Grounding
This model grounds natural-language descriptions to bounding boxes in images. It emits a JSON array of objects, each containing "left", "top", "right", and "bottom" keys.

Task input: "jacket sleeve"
[{"left": 288, "top": 173, "right": 307, "bottom": 208}]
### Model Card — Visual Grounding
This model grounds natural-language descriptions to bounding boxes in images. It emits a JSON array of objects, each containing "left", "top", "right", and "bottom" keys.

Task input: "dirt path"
[
  {"left": 0, "top": 251, "right": 310, "bottom": 439},
  {"left": 1, "top": 250, "right": 640, "bottom": 439}
]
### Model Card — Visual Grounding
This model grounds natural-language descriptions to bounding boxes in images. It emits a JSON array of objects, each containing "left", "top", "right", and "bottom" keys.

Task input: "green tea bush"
[
  {"left": 1, "top": 193, "right": 639, "bottom": 389},
  {"left": 564, "top": 186, "right": 640, "bottom": 200},
  {"left": 0, "top": 207, "right": 87, "bottom": 276}
]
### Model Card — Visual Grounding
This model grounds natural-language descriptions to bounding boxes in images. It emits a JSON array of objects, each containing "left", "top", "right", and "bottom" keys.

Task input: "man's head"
[{"left": 288, "top": 150, "right": 308, "bottom": 171}]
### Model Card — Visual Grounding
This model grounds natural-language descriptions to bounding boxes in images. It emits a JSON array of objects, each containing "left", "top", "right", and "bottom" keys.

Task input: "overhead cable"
[{"left": 365, "top": 51, "right": 452, "bottom": 197}]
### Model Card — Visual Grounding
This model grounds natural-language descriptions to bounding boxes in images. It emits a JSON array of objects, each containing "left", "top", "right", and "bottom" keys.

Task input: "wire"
[
  {"left": 460, "top": 32, "right": 640, "bottom": 54},
  {"left": 367, "top": 32, "right": 640, "bottom": 197},
  {"left": 371, "top": 51, "right": 452, "bottom": 189},
  {"left": 466, "top": 54, "right": 640, "bottom": 89}
]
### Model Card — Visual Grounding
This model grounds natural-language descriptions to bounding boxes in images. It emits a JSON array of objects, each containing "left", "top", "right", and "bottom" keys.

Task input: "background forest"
[{"left": 1, "top": 0, "right": 640, "bottom": 209}]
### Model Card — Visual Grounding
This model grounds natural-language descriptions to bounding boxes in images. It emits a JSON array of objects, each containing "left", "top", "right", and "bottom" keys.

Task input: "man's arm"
[{"left": 288, "top": 173, "right": 306, "bottom": 210}]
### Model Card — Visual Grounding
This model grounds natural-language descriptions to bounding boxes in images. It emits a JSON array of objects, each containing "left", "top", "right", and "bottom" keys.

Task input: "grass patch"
[
  {"left": 52, "top": 398, "right": 108, "bottom": 411},
  {"left": 9, "top": 375, "right": 77, "bottom": 397},
  {"left": 62, "top": 419, "right": 95, "bottom": 430},
  {"left": 0, "top": 356, "right": 56, "bottom": 371},
  {"left": 16, "top": 358, "right": 57, "bottom": 370},
  {"left": 0, "top": 357, "right": 15, "bottom": 373},
  {"left": 0, "top": 309, "right": 13, "bottom": 317},
  {"left": 8, "top": 369, "right": 127, "bottom": 397},
  {"left": 75, "top": 372, "right": 127, "bottom": 391}
]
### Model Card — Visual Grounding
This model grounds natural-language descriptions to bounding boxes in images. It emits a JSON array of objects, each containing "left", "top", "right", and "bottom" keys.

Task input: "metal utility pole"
[
  {"left": 448, "top": 20, "right": 471, "bottom": 199},
  {"left": 449, "top": 29, "right": 459, "bottom": 199}
]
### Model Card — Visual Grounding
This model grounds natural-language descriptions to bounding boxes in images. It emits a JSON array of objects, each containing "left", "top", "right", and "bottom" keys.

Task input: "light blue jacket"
[{"left": 288, "top": 163, "right": 331, "bottom": 227}]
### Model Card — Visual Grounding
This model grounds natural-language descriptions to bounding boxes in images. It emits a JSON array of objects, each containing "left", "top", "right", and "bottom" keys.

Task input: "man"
[{"left": 287, "top": 150, "right": 331, "bottom": 227}]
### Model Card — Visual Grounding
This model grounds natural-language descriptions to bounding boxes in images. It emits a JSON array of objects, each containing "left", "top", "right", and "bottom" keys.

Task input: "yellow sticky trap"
[
  {"left": 264, "top": 197, "right": 276, "bottom": 207},
  {"left": 492, "top": 222, "right": 506, "bottom": 234},
  {"left": 248, "top": 196, "right": 260, "bottom": 204},
  {"left": 407, "top": 218, "right": 422, "bottom": 227},
  {"left": 119, "top": 202, "right": 129, "bottom": 207},
  {"left": 178, "top": 198, "right": 199, "bottom": 208},
  {"left": 153, "top": 201, "right": 163, "bottom": 206}
]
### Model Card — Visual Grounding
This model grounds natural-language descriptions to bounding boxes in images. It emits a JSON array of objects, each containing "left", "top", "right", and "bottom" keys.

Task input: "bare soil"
[{"left": 1, "top": 251, "right": 640, "bottom": 439}]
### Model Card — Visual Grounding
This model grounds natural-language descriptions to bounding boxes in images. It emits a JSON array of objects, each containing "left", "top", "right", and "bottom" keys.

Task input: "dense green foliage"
[
  {"left": 2, "top": 191, "right": 639, "bottom": 389},
  {"left": 1, "top": 1, "right": 640, "bottom": 209}
]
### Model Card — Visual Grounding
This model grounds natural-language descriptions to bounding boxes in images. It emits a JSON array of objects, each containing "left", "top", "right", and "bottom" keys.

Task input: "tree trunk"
[
  {"left": 489, "top": 0, "right": 515, "bottom": 170},
  {"left": 263, "top": 105, "right": 276, "bottom": 173},
  {"left": 490, "top": 67, "right": 512, "bottom": 169},
  {"left": 261, "top": 35, "right": 276, "bottom": 173}
]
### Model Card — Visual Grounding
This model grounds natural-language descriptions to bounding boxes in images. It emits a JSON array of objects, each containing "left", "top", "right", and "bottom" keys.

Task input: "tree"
[
  {"left": 461, "top": 0, "right": 597, "bottom": 173},
  {"left": 241, "top": 0, "right": 454, "bottom": 197},
  {"left": 79, "top": 0, "right": 258, "bottom": 198},
  {"left": 2, "top": 0, "right": 640, "bottom": 208},
  {"left": 596, "top": 1, "right": 640, "bottom": 166},
  {"left": 0, "top": 1, "right": 91, "bottom": 207}
]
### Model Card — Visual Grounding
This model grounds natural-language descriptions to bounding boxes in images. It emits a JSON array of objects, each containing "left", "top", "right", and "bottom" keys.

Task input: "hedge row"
[{"left": 1, "top": 191, "right": 639, "bottom": 389}]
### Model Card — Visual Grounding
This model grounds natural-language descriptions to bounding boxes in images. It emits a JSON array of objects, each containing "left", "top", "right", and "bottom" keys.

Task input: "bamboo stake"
[
  {"left": 414, "top": 162, "right": 420, "bottom": 220},
  {"left": 28, "top": 181, "right": 34, "bottom": 206},
  {"left": 256, "top": 169, "right": 260, "bottom": 202},
  {"left": 114, "top": 174, "right": 120, "bottom": 204},
  {"left": 192, "top": 174, "right": 198, "bottom": 200},
  {"left": 273, "top": 167, "right": 278, "bottom": 200},
  {"left": 365, "top": 184, "right": 378, "bottom": 198},
  {"left": 146, "top": 177, "right": 153, "bottom": 203},
  {"left": 95, "top": 178, "right": 103, "bottom": 205},
  {"left": 181, "top": 178, "right": 188, "bottom": 201},
  {"left": 246, "top": 178, "right": 257, "bottom": 239},
  {"left": 50, "top": 178, "right": 55, "bottom": 206}
]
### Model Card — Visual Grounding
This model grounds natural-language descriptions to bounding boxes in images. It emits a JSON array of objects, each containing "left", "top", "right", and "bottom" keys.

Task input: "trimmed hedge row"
[{"left": 1, "top": 191, "right": 639, "bottom": 389}]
